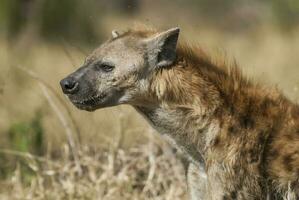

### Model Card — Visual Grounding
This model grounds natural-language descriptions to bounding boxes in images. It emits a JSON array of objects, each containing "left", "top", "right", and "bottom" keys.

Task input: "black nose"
[{"left": 60, "top": 77, "right": 79, "bottom": 94}]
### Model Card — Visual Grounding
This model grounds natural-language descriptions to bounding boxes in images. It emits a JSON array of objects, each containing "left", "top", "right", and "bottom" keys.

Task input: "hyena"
[{"left": 60, "top": 26, "right": 299, "bottom": 200}]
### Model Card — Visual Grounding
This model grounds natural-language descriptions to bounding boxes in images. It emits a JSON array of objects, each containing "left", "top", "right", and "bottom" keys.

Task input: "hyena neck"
[
  {"left": 135, "top": 104, "right": 219, "bottom": 164},
  {"left": 135, "top": 50, "right": 229, "bottom": 163}
]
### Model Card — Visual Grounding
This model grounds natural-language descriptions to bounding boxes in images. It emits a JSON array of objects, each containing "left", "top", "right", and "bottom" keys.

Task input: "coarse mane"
[
  {"left": 181, "top": 43, "right": 290, "bottom": 112},
  {"left": 176, "top": 43, "right": 254, "bottom": 108}
]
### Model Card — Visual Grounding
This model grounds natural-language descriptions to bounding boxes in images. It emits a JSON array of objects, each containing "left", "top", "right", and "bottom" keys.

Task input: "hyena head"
[{"left": 60, "top": 27, "right": 180, "bottom": 111}]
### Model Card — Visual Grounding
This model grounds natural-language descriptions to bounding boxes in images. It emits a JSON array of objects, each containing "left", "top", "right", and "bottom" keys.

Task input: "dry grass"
[{"left": 0, "top": 139, "right": 187, "bottom": 200}]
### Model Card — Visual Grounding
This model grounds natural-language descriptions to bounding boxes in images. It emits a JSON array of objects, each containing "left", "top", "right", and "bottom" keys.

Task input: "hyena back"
[{"left": 60, "top": 26, "right": 299, "bottom": 200}]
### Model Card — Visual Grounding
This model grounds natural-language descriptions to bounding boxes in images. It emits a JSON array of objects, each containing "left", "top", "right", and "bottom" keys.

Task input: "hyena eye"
[{"left": 95, "top": 63, "right": 115, "bottom": 72}]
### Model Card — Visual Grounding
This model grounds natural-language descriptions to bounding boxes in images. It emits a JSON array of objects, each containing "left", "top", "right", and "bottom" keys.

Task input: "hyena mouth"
[{"left": 71, "top": 93, "right": 107, "bottom": 106}]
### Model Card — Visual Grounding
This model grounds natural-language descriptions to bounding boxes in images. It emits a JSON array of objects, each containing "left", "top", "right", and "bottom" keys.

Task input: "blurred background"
[{"left": 0, "top": 0, "right": 299, "bottom": 199}]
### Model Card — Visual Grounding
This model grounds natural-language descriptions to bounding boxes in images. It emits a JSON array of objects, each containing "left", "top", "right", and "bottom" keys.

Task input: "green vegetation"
[
  {"left": 0, "top": 112, "right": 44, "bottom": 182},
  {"left": 8, "top": 111, "right": 44, "bottom": 154},
  {"left": 3, "top": 0, "right": 101, "bottom": 44},
  {"left": 271, "top": 0, "right": 299, "bottom": 30}
]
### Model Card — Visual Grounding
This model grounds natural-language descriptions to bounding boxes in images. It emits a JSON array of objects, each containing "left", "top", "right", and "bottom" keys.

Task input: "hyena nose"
[{"left": 60, "top": 77, "right": 79, "bottom": 94}]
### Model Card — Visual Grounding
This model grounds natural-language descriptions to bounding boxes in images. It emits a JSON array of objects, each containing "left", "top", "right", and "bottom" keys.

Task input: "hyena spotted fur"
[{"left": 60, "top": 26, "right": 299, "bottom": 200}]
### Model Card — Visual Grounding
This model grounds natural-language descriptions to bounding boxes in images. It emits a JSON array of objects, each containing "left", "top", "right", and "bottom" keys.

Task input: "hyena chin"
[{"left": 60, "top": 26, "right": 299, "bottom": 200}]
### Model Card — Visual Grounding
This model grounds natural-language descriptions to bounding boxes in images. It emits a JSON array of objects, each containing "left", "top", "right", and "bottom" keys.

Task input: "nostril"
[
  {"left": 64, "top": 80, "right": 75, "bottom": 90},
  {"left": 60, "top": 77, "right": 79, "bottom": 94}
]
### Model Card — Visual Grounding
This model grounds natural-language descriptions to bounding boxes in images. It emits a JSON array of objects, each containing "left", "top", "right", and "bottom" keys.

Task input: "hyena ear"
[
  {"left": 145, "top": 27, "right": 180, "bottom": 68},
  {"left": 112, "top": 30, "right": 120, "bottom": 38}
]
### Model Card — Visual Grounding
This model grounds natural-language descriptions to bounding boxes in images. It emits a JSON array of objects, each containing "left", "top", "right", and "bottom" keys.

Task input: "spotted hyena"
[{"left": 60, "top": 26, "right": 299, "bottom": 200}]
